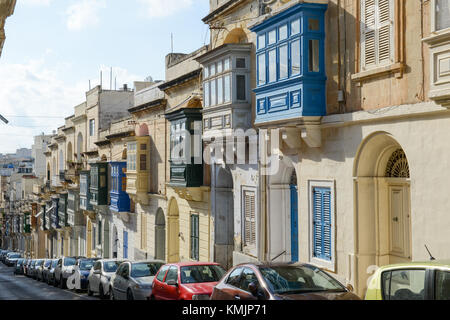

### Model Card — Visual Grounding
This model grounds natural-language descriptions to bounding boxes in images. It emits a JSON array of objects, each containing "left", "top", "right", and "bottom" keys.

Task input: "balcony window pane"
[
  {"left": 279, "top": 25, "right": 288, "bottom": 40},
  {"left": 210, "top": 79, "right": 216, "bottom": 106},
  {"left": 204, "top": 82, "right": 210, "bottom": 107},
  {"left": 436, "top": 0, "right": 450, "bottom": 31},
  {"left": 308, "top": 39, "right": 320, "bottom": 72},
  {"left": 204, "top": 67, "right": 209, "bottom": 79},
  {"left": 291, "top": 19, "right": 300, "bottom": 35},
  {"left": 217, "top": 77, "right": 223, "bottom": 104},
  {"left": 236, "top": 75, "right": 246, "bottom": 101},
  {"left": 279, "top": 45, "right": 288, "bottom": 79},
  {"left": 236, "top": 58, "right": 246, "bottom": 69},
  {"left": 258, "top": 34, "right": 265, "bottom": 49},
  {"left": 217, "top": 60, "right": 223, "bottom": 73},
  {"left": 268, "top": 30, "right": 276, "bottom": 45},
  {"left": 224, "top": 75, "right": 231, "bottom": 102},
  {"left": 140, "top": 155, "right": 147, "bottom": 171},
  {"left": 291, "top": 39, "right": 301, "bottom": 76},
  {"left": 258, "top": 54, "right": 266, "bottom": 86},
  {"left": 268, "top": 49, "right": 276, "bottom": 82},
  {"left": 224, "top": 58, "right": 230, "bottom": 71},
  {"left": 210, "top": 63, "right": 216, "bottom": 76}
]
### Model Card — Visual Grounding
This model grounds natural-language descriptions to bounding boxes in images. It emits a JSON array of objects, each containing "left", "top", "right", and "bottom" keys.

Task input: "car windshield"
[
  {"left": 44, "top": 260, "right": 52, "bottom": 267},
  {"left": 79, "top": 260, "right": 95, "bottom": 271},
  {"left": 64, "top": 258, "right": 76, "bottom": 266},
  {"left": 259, "top": 265, "right": 346, "bottom": 295},
  {"left": 9, "top": 254, "right": 21, "bottom": 258},
  {"left": 104, "top": 261, "right": 122, "bottom": 273},
  {"left": 17, "top": 259, "right": 24, "bottom": 265},
  {"left": 180, "top": 265, "right": 226, "bottom": 284},
  {"left": 131, "top": 262, "right": 164, "bottom": 278},
  {"left": 51, "top": 260, "right": 58, "bottom": 268}
]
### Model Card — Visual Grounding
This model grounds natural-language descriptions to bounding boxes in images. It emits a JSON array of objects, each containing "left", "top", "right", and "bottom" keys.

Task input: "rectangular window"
[
  {"left": 436, "top": 0, "right": 450, "bottom": 31},
  {"left": 291, "top": 19, "right": 300, "bottom": 35},
  {"left": 258, "top": 34, "right": 265, "bottom": 49},
  {"left": 308, "top": 39, "right": 320, "bottom": 72},
  {"left": 279, "top": 45, "right": 288, "bottom": 79},
  {"left": 291, "top": 40, "right": 301, "bottom": 75},
  {"left": 210, "top": 79, "right": 216, "bottom": 106},
  {"left": 268, "top": 49, "right": 277, "bottom": 82},
  {"left": 236, "top": 58, "right": 246, "bottom": 69},
  {"left": 190, "top": 214, "right": 199, "bottom": 261},
  {"left": 217, "top": 60, "right": 223, "bottom": 73},
  {"left": 210, "top": 63, "right": 216, "bottom": 76},
  {"left": 127, "top": 142, "right": 137, "bottom": 171},
  {"left": 435, "top": 270, "right": 450, "bottom": 300},
  {"left": 204, "top": 66, "right": 209, "bottom": 79},
  {"left": 140, "top": 154, "right": 147, "bottom": 171},
  {"left": 361, "top": 0, "right": 394, "bottom": 70},
  {"left": 217, "top": 77, "right": 223, "bottom": 104},
  {"left": 224, "top": 75, "right": 231, "bottom": 102},
  {"left": 268, "top": 30, "right": 276, "bottom": 45},
  {"left": 224, "top": 58, "right": 230, "bottom": 71},
  {"left": 279, "top": 24, "right": 288, "bottom": 41},
  {"left": 89, "top": 119, "right": 95, "bottom": 137},
  {"left": 312, "top": 187, "right": 332, "bottom": 262},
  {"left": 236, "top": 75, "right": 246, "bottom": 101},
  {"left": 203, "top": 81, "right": 210, "bottom": 107},
  {"left": 243, "top": 190, "right": 256, "bottom": 249},
  {"left": 257, "top": 54, "right": 266, "bottom": 86}
]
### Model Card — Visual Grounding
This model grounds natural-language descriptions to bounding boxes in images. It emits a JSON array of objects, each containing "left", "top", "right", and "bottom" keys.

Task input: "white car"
[
  {"left": 87, "top": 259, "right": 126, "bottom": 299},
  {"left": 54, "top": 257, "right": 78, "bottom": 289}
]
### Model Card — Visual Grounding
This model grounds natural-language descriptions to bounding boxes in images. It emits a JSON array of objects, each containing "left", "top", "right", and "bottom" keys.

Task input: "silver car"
[
  {"left": 54, "top": 257, "right": 78, "bottom": 289},
  {"left": 110, "top": 260, "right": 165, "bottom": 300},
  {"left": 87, "top": 259, "right": 126, "bottom": 299},
  {"left": 35, "top": 259, "right": 46, "bottom": 281}
]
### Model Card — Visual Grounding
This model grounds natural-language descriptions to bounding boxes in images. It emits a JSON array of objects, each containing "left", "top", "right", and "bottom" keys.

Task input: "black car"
[{"left": 5, "top": 252, "right": 22, "bottom": 267}]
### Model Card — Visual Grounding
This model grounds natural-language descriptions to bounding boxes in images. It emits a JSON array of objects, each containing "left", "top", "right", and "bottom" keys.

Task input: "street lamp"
[{"left": 0, "top": 114, "right": 8, "bottom": 124}]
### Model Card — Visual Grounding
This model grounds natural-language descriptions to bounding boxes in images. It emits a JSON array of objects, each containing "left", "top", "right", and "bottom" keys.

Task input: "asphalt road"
[{"left": 0, "top": 263, "right": 97, "bottom": 300}]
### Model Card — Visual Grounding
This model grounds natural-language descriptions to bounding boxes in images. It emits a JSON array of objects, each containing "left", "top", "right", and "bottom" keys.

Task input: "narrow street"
[{"left": 0, "top": 264, "right": 96, "bottom": 300}]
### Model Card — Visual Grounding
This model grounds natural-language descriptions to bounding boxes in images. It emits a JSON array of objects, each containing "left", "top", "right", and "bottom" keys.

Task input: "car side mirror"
[
  {"left": 346, "top": 284, "right": 354, "bottom": 292},
  {"left": 167, "top": 280, "right": 178, "bottom": 287}
]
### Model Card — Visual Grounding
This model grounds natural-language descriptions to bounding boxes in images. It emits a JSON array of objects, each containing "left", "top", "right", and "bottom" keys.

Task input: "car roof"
[
  {"left": 131, "top": 260, "right": 165, "bottom": 264},
  {"left": 377, "top": 260, "right": 450, "bottom": 271},
  {"left": 233, "top": 262, "right": 316, "bottom": 269},
  {"left": 166, "top": 262, "right": 222, "bottom": 267}
]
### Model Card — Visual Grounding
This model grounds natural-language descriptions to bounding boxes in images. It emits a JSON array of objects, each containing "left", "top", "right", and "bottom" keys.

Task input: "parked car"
[
  {"left": 27, "top": 260, "right": 37, "bottom": 278},
  {"left": 35, "top": 259, "right": 46, "bottom": 281},
  {"left": 211, "top": 263, "right": 359, "bottom": 300},
  {"left": 41, "top": 259, "right": 53, "bottom": 283},
  {"left": 151, "top": 262, "right": 226, "bottom": 300},
  {"left": 23, "top": 259, "right": 31, "bottom": 275},
  {"left": 5, "top": 252, "right": 22, "bottom": 267},
  {"left": 70, "top": 258, "right": 100, "bottom": 292},
  {"left": 87, "top": 259, "right": 126, "bottom": 299},
  {"left": 14, "top": 259, "right": 25, "bottom": 275},
  {"left": 54, "top": 257, "right": 77, "bottom": 289},
  {"left": 0, "top": 250, "right": 12, "bottom": 263},
  {"left": 47, "top": 259, "right": 59, "bottom": 286},
  {"left": 110, "top": 260, "right": 165, "bottom": 300},
  {"left": 366, "top": 261, "right": 450, "bottom": 300}
]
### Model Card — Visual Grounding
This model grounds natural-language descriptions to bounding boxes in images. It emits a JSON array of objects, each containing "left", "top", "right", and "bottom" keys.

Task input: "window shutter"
[
  {"left": 244, "top": 191, "right": 256, "bottom": 247},
  {"left": 361, "top": 0, "right": 394, "bottom": 70},
  {"left": 312, "top": 187, "right": 332, "bottom": 262}
]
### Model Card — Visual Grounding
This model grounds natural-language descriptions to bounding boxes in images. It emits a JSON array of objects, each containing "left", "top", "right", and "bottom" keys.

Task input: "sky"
[{"left": 0, "top": 0, "right": 210, "bottom": 154}]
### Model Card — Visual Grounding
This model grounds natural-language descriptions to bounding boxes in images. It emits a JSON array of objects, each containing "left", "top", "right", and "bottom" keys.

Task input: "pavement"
[{"left": 0, "top": 263, "right": 97, "bottom": 300}]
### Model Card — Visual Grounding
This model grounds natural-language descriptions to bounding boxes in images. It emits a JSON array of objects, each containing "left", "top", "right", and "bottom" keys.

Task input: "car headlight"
[
  {"left": 192, "top": 294, "right": 210, "bottom": 300},
  {"left": 135, "top": 284, "right": 151, "bottom": 290}
]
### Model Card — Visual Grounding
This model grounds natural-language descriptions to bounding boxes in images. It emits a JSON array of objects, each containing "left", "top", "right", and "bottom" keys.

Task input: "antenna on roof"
[
  {"left": 171, "top": 33, "right": 173, "bottom": 53},
  {"left": 100, "top": 71, "right": 103, "bottom": 89},
  {"left": 425, "top": 244, "right": 436, "bottom": 261},
  {"left": 110, "top": 67, "right": 113, "bottom": 90}
]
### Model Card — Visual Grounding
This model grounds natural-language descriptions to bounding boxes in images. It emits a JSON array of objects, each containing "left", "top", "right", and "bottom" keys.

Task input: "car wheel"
[
  {"left": 87, "top": 282, "right": 93, "bottom": 296},
  {"left": 59, "top": 276, "right": 65, "bottom": 289},
  {"left": 127, "top": 289, "right": 134, "bottom": 301},
  {"left": 99, "top": 284, "right": 105, "bottom": 300},
  {"left": 150, "top": 295, "right": 156, "bottom": 300},
  {"left": 110, "top": 288, "right": 115, "bottom": 300}
]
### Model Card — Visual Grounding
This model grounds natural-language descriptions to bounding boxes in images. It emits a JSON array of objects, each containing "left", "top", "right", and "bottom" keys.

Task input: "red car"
[{"left": 151, "top": 262, "right": 226, "bottom": 300}]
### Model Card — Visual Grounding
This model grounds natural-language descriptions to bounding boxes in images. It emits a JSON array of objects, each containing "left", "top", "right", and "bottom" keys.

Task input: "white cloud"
[
  {"left": 21, "top": 0, "right": 53, "bottom": 6},
  {"left": 0, "top": 58, "right": 143, "bottom": 154},
  {"left": 139, "top": 0, "right": 193, "bottom": 18},
  {"left": 66, "top": 0, "right": 106, "bottom": 31}
]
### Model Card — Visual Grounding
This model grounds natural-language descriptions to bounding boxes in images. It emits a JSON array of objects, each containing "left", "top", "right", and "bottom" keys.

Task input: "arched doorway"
[
  {"left": 268, "top": 156, "right": 298, "bottom": 262},
  {"left": 112, "top": 225, "right": 118, "bottom": 258},
  {"left": 103, "top": 220, "right": 110, "bottom": 258},
  {"left": 214, "top": 166, "right": 234, "bottom": 269},
  {"left": 167, "top": 198, "right": 180, "bottom": 263},
  {"left": 155, "top": 208, "right": 166, "bottom": 261},
  {"left": 353, "top": 132, "right": 412, "bottom": 296},
  {"left": 47, "top": 162, "right": 51, "bottom": 182},
  {"left": 77, "top": 133, "right": 83, "bottom": 162}
]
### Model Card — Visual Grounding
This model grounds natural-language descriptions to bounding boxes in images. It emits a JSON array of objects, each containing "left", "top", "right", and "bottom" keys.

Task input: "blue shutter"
[{"left": 312, "top": 187, "right": 332, "bottom": 261}]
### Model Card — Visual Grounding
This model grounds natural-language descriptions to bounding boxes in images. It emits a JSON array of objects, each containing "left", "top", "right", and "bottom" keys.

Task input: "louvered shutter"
[
  {"left": 312, "top": 187, "right": 332, "bottom": 262},
  {"left": 244, "top": 191, "right": 256, "bottom": 248},
  {"left": 361, "top": 0, "right": 394, "bottom": 70}
]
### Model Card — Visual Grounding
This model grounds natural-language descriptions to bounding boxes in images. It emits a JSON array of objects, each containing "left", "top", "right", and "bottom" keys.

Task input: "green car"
[{"left": 365, "top": 261, "right": 450, "bottom": 300}]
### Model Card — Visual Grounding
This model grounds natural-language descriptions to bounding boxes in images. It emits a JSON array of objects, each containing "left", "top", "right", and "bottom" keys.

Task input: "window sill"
[
  {"left": 423, "top": 29, "right": 450, "bottom": 46},
  {"left": 351, "top": 62, "right": 404, "bottom": 86}
]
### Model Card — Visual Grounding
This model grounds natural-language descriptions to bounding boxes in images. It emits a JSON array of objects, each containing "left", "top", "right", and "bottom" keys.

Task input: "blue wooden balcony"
[
  {"left": 250, "top": 2, "right": 328, "bottom": 125},
  {"left": 110, "top": 162, "right": 130, "bottom": 213}
]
